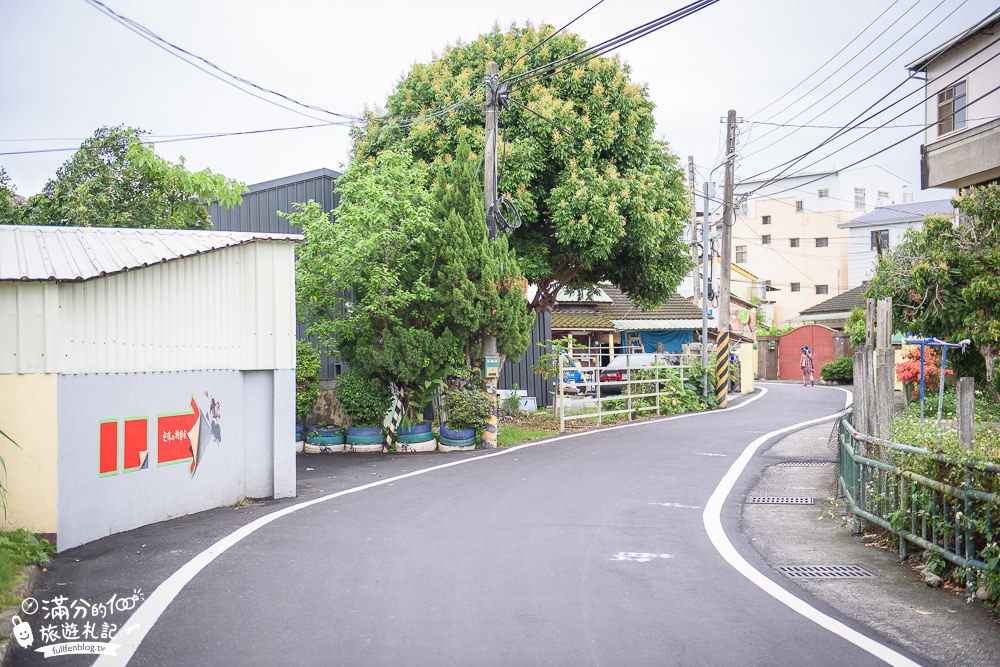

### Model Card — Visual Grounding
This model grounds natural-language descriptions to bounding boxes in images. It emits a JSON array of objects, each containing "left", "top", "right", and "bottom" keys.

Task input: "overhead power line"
[
  {"left": 740, "top": 48, "right": 1000, "bottom": 195},
  {"left": 504, "top": 0, "right": 607, "bottom": 76},
  {"left": 504, "top": 0, "right": 721, "bottom": 89},
  {"left": 741, "top": 81, "right": 1000, "bottom": 201},
  {"left": 746, "top": 0, "right": 909, "bottom": 121}
]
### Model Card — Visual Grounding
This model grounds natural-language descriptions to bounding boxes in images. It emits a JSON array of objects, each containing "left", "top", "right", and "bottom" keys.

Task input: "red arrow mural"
[{"left": 157, "top": 398, "right": 201, "bottom": 474}]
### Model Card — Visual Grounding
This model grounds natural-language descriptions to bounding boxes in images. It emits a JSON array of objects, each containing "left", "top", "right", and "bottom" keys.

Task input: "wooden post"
[
  {"left": 957, "top": 376, "right": 975, "bottom": 594},
  {"left": 957, "top": 377, "right": 974, "bottom": 451},
  {"left": 875, "top": 298, "right": 894, "bottom": 443},
  {"left": 865, "top": 298, "right": 876, "bottom": 349}
]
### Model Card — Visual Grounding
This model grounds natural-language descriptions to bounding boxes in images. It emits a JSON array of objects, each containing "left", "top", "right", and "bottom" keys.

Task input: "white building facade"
[
  {"left": 839, "top": 199, "right": 955, "bottom": 288},
  {"left": 732, "top": 165, "right": 910, "bottom": 325}
]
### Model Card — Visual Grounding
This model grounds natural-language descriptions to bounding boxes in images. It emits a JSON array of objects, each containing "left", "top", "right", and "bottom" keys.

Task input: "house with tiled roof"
[
  {"left": 838, "top": 199, "right": 955, "bottom": 288},
  {"left": 551, "top": 284, "right": 703, "bottom": 362},
  {"left": 796, "top": 283, "right": 867, "bottom": 329}
]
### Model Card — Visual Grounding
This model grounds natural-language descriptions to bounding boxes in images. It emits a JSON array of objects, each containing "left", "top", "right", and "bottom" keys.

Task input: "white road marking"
[
  {"left": 97, "top": 388, "right": 771, "bottom": 665},
  {"left": 649, "top": 502, "right": 702, "bottom": 509},
  {"left": 703, "top": 387, "right": 920, "bottom": 667},
  {"left": 610, "top": 552, "right": 673, "bottom": 562},
  {"left": 695, "top": 452, "right": 727, "bottom": 457}
]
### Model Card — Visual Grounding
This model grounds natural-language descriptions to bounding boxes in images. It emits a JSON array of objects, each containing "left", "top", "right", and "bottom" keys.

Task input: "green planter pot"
[
  {"left": 396, "top": 426, "right": 437, "bottom": 453},
  {"left": 346, "top": 426, "right": 385, "bottom": 453}
]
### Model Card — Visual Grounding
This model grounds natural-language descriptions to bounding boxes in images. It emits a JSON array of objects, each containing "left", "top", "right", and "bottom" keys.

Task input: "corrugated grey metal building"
[
  {"left": 207, "top": 168, "right": 552, "bottom": 405},
  {"left": 208, "top": 169, "right": 345, "bottom": 379},
  {"left": 501, "top": 309, "right": 552, "bottom": 407}
]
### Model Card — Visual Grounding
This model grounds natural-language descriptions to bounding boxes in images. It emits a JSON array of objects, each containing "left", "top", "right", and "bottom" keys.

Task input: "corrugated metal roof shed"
[
  {"left": 0, "top": 225, "right": 301, "bottom": 282},
  {"left": 838, "top": 200, "right": 954, "bottom": 228},
  {"left": 552, "top": 284, "right": 701, "bottom": 331}
]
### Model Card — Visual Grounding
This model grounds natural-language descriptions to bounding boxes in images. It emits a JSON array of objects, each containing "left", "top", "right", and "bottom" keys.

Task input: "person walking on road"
[{"left": 800, "top": 346, "right": 815, "bottom": 386}]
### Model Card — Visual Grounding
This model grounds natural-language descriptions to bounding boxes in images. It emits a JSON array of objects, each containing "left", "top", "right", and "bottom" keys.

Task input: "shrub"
[
  {"left": 820, "top": 356, "right": 853, "bottom": 383},
  {"left": 443, "top": 388, "right": 494, "bottom": 431},
  {"left": 333, "top": 370, "right": 392, "bottom": 427},
  {"left": 295, "top": 341, "right": 321, "bottom": 421}
]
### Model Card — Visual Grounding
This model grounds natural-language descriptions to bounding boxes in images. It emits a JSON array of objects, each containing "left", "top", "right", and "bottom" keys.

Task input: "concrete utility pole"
[
  {"left": 715, "top": 109, "right": 737, "bottom": 408},
  {"left": 688, "top": 156, "right": 699, "bottom": 304},
  {"left": 701, "top": 181, "right": 712, "bottom": 397},
  {"left": 481, "top": 61, "right": 501, "bottom": 448}
]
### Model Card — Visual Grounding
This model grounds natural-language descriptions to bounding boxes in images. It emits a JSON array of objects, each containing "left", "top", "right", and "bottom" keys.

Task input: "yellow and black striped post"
[{"left": 715, "top": 331, "right": 730, "bottom": 408}]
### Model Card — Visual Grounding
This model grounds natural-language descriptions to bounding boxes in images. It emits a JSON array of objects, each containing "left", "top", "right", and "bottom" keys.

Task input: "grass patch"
[
  {"left": 0, "top": 529, "right": 53, "bottom": 606},
  {"left": 498, "top": 424, "right": 559, "bottom": 447}
]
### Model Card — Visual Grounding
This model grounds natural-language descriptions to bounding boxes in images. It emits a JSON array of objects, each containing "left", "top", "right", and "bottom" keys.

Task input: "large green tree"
[
  {"left": 868, "top": 184, "right": 1000, "bottom": 396},
  {"left": 0, "top": 167, "right": 26, "bottom": 224},
  {"left": 22, "top": 125, "right": 245, "bottom": 229},
  {"left": 287, "top": 147, "right": 532, "bottom": 419},
  {"left": 352, "top": 24, "right": 691, "bottom": 312}
]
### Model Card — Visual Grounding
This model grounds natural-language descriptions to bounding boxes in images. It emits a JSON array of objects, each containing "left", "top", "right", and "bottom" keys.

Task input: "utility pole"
[
  {"left": 481, "top": 61, "right": 501, "bottom": 448},
  {"left": 688, "top": 156, "right": 699, "bottom": 304},
  {"left": 701, "top": 181, "right": 712, "bottom": 397},
  {"left": 715, "top": 109, "right": 737, "bottom": 408}
]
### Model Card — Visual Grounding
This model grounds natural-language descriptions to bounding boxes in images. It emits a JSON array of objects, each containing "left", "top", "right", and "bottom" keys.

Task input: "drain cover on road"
[
  {"left": 777, "top": 461, "right": 834, "bottom": 467},
  {"left": 746, "top": 496, "right": 814, "bottom": 504},
  {"left": 778, "top": 564, "right": 875, "bottom": 579}
]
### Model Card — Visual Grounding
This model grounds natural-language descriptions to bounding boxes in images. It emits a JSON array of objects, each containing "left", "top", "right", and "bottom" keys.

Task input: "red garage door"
[{"left": 778, "top": 325, "right": 837, "bottom": 380}]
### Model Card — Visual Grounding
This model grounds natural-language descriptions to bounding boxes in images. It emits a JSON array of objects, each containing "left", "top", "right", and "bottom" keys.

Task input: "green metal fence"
[{"left": 839, "top": 410, "right": 1000, "bottom": 589}]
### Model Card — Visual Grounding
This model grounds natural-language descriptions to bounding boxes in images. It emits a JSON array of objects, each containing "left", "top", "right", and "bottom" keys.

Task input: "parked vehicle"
[{"left": 597, "top": 353, "right": 683, "bottom": 394}]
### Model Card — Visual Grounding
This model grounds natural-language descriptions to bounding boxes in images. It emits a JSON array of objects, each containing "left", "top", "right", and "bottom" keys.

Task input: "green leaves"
[
  {"left": 869, "top": 184, "right": 1000, "bottom": 398},
  {"left": 352, "top": 24, "right": 691, "bottom": 312},
  {"left": 16, "top": 125, "right": 246, "bottom": 230}
]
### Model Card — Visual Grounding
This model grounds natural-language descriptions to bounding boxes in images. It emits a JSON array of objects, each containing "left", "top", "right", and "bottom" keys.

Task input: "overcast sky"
[{"left": 1, "top": 0, "right": 993, "bottom": 202}]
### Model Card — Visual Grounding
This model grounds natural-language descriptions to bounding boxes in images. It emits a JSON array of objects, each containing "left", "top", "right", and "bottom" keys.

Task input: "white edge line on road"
[
  {"left": 98, "top": 387, "right": 771, "bottom": 666},
  {"left": 703, "top": 387, "right": 920, "bottom": 667}
]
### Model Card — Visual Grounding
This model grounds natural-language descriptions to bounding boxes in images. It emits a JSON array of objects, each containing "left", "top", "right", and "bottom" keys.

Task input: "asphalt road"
[{"left": 19, "top": 383, "right": 928, "bottom": 666}]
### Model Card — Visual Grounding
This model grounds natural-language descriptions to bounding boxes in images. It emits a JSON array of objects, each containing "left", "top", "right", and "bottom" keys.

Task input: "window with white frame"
[
  {"left": 937, "top": 80, "right": 967, "bottom": 136},
  {"left": 762, "top": 215, "right": 771, "bottom": 225},
  {"left": 815, "top": 237, "right": 828, "bottom": 248},
  {"left": 871, "top": 229, "right": 889, "bottom": 254},
  {"left": 791, "top": 282, "right": 800, "bottom": 292},
  {"left": 818, "top": 188, "right": 829, "bottom": 199},
  {"left": 816, "top": 285, "right": 829, "bottom": 295},
  {"left": 736, "top": 245, "right": 747, "bottom": 262},
  {"left": 739, "top": 202, "right": 748, "bottom": 216},
  {"left": 795, "top": 200, "right": 803, "bottom": 212},
  {"left": 854, "top": 188, "right": 865, "bottom": 209},
  {"left": 790, "top": 238, "right": 799, "bottom": 247},
  {"left": 761, "top": 234, "right": 771, "bottom": 245},
  {"left": 878, "top": 190, "right": 889, "bottom": 201}
]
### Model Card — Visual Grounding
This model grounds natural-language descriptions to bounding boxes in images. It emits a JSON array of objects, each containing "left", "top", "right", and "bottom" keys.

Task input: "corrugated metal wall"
[
  {"left": 209, "top": 169, "right": 344, "bottom": 379},
  {"left": 0, "top": 242, "right": 297, "bottom": 375},
  {"left": 207, "top": 169, "right": 340, "bottom": 234},
  {"left": 498, "top": 309, "right": 552, "bottom": 407}
]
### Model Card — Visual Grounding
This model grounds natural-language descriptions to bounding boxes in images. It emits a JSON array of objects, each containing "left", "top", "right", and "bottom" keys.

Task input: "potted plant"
[
  {"left": 296, "top": 341, "right": 321, "bottom": 453},
  {"left": 334, "top": 370, "right": 392, "bottom": 452},
  {"left": 304, "top": 424, "right": 346, "bottom": 454},
  {"left": 439, "top": 387, "right": 494, "bottom": 450},
  {"left": 395, "top": 376, "right": 446, "bottom": 453}
]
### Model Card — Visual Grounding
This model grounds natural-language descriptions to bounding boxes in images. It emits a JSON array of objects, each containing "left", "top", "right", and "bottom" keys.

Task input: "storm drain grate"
[
  {"left": 746, "top": 496, "right": 814, "bottom": 505},
  {"left": 778, "top": 564, "right": 875, "bottom": 579},
  {"left": 777, "top": 461, "right": 834, "bottom": 467}
]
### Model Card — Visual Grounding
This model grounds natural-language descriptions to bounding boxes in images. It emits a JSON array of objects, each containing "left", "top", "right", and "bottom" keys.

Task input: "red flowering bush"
[{"left": 895, "top": 347, "right": 952, "bottom": 397}]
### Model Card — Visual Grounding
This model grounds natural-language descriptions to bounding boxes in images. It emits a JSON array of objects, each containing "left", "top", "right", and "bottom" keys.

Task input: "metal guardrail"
[{"left": 838, "top": 411, "right": 999, "bottom": 589}]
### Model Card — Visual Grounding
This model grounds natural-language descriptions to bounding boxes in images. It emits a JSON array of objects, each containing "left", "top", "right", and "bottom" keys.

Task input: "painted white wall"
[
  {"left": 56, "top": 368, "right": 295, "bottom": 551},
  {"left": 923, "top": 28, "right": 1000, "bottom": 146}
]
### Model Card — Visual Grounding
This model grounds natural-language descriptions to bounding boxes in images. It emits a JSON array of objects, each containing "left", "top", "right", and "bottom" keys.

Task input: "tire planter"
[
  {"left": 305, "top": 427, "right": 346, "bottom": 454},
  {"left": 396, "top": 423, "right": 437, "bottom": 453},
  {"left": 438, "top": 422, "right": 476, "bottom": 451},
  {"left": 346, "top": 426, "right": 385, "bottom": 453},
  {"left": 295, "top": 423, "right": 304, "bottom": 442}
]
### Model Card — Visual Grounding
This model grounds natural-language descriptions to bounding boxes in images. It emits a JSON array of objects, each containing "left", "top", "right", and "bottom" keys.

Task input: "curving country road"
[{"left": 91, "top": 383, "right": 924, "bottom": 666}]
